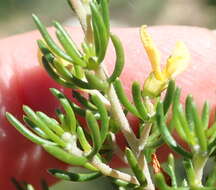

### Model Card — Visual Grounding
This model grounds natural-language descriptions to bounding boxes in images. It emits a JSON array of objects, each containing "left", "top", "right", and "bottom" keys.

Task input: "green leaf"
[
  {"left": 72, "top": 90, "right": 97, "bottom": 111},
  {"left": 52, "top": 59, "right": 74, "bottom": 82},
  {"left": 155, "top": 173, "right": 190, "bottom": 190},
  {"left": 155, "top": 173, "right": 169, "bottom": 190},
  {"left": 112, "top": 178, "right": 138, "bottom": 188},
  {"left": 55, "top": 108, "right": 68, "bottom": 130},
  {"left": 50, "top": 88, "right": 79, "bottom": 133},
  {"left": 23, "top": 105, "right": 66, "bottom": 147},
  {"left": 71, "top": 74, "right": 93, "bottom": 89},
  {"left": 92, "top": 17, "right": 100, "bottom": 62},
  {"left": 100, "top": 0, "right": 110, "bottom": 32},
  {"left": 43, "top": 144, "right": 87, "bottom": 166},
  {"left": 74, "top": 64, "right": 85, "bottom": 79},
  {"left": 81, "top": 42, "right": 93, "bottom": 57},
  {"left": 132, "top": 82, "right": 149, "bottom": 120},
  {"left": 171, "top": 116, "right": 186, "bottom": 142},
  {"left": 167, "top": 154, "right": 177, "bottom": 188},
  {"left": 86, "top": 110, "right": 102, "bottom": 158},
  {"left": 77, "top": 126, "right": 92, "bottom": 152},
  {"left": 156, "top": 102, "right": 192, "bottom": 159},
  {"left": 206, "top": 122, "right": 216, "bottom": 140},
  {"left": 48, "top": 169, "right": 101, "bottom": 181},
  {"left": 173, "top": 89, "right": 195, "bottom": 146},
  {"left": 201, "top": 101, "right": 210, "bottom": 130},
  {"left": 186, "top": 95, "right": 207, "bottom": 152},
  {"left": 183, "top": 159, "right": 196, "bottom": 186},
  {"left": 52, "top": 59, "right": 91, "bottom": 89},
  {"left": 54, "top": 21, "right": 82, "bottom": 57},
  {"left": 163, "top": 80, "right": 175, "bottom": 114},
  {"left": 90, "top": 2, "right": 108, "bottom": 63},
  {"left": 23, "top": 116, "right": 48, "bottom": 139},
  {"left": 113, "top": 79, "right": 140, "bottom": 117},
  {"left": 52, "top": 88, "right": 86, "bottom": 117},
  {"left": 6, "top": 112, "right": 55, "bottom": 146},
  {"left": 68, "top": 101, "right": 86, "bottom": 116},
  {"left": 37, "top": 40, "right": 54, "bottom": 63},
  {"left": 85, "top": 71, "right": 108, "bottom": 92},
  {"left": 32, "top": 14, "right": 73, "bottom": 62},
  {"left": 91, "top": 94, "right": 109, "bottom": 143},
  {"left": 54, "top": 22, "right": 86, "bottom": 67},
  {"left": 60, "top": 98, "right": 77, "bottom": 134},
  {"left": 41, "top": 56, "right": 74, "bottom": 88},
  {"left": 185, "top": 95, "right": 195, "bottom": 130},
  {"left": 36, "top": 112, "right": 64, "bottom": 136},
  {"left": 39, "top": 39, "right": 88, "bottom": 89},
  {"left": 107, "top": 34, "right": 125, "bottom": 83},
  {"left": 125, "top": 148, "right": 147, "bottom": 186}
]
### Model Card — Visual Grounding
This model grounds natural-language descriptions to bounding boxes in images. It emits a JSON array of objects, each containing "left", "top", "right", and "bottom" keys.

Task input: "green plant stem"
[
  {"left": 138, "top": 124, "right": 152, "bottom": 153},
  {"left": 192, "top": 154, "right": 208, "bottom": 187},
  {"left": 85, "top": 89, "right": 111, "bottom": 110},
  {"left": 95, "top": 65, "right": 139, "bottom": 153},
  {"left": 62, "top": 132, "right": 139, "bottom": 183},
  {"left": 138, "top": 125, "right": 153, "bottom": 189},
  {"left": 138, "top": 152, "right": 155, "bottom": 190},
  {"left": 91, "top": 156, "right": 139, "bottom": 185},
  {"left": 69, "top": 0, "right": 93, "bottom": 43},
  {"left": 137, "top": 124, "right": 155, "bottom": 190},
  {"left": 95, "top": 65, "right": 155, "bottom": 190},
  {"left": 109, "top": 132, "right": 127, "bottom": 164}
]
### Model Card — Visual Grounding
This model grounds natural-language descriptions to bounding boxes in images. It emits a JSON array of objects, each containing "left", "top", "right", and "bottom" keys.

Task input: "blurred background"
[
  {"left": 1, "top": 0, "right": 216, "bottom": 38},
  {"left": 1, "top": 0, "right": 216, "bottom": 189}
]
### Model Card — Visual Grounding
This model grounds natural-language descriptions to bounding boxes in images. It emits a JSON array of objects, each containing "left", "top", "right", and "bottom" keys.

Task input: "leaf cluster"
[{"left": 6, "top": 0, "right": 216, "bottom": 190}]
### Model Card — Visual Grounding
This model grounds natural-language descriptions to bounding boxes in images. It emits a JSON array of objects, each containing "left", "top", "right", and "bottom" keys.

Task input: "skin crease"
[{"left": 0, "top": 26, "right": 216, "bottom": 189}]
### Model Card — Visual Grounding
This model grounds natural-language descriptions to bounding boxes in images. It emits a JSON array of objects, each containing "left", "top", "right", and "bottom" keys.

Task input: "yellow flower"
[{"left": 140, "top": 25, "right": 190, "bottom": 97}]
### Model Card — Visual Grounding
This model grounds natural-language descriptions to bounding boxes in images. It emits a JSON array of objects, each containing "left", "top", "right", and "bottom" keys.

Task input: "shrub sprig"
[{"left": 6, "top": 0, "right": 216, "bottom": 189}]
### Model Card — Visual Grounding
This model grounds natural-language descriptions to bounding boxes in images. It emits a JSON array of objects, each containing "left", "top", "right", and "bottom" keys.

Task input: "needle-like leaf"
[
  {"left": 54, "top": 22, "right": 86, "bottom": 67},
  {"left": 163, "top": 80, "right": 175, "bottom": 114},
  {"left": 72, "top": 90, "right": 97, "bottom": 111},
  {"left": 36, "top": 112, "right": 64, "bottom": 136},
  {"left": 6, "top": 112, "right": 55, "bottom": 146},
  {"left": 43, "top": 144, "right": 87, "bottom": 166},
  {"left": 23, "top": 105, "right": 66, "bottom": 147},
  {"left": 201, "top": 101, "right": 210, "bottom": 130},
  {"left": 100, "top": 0, "right": 110, "bottom": 32},
  {"left": 48, "top": 169, "right": 101, "bottom": 181},
  {"left": 125, "top": 148, "right": 147, "bottom": 186},
  {"left": 32, "top": 14, "right": 73, "bottom": 62},
  {"left": 86, "top": 110, "right": 102, "bottom": 158},
  {"left": 113, "top": 79, "right": 140, "bottom": 118},
  {"left": 167, "top": 154, "right": 177, "bottom": 188},
  {"left": 107, "top": 34, "right": 125, "bottom": 83},
  {"left": 85, "top": 71, "right": 108, "bottom": 92},
  {"left": 91, "top": 94, "right": 109, "bottom": 143},
  {"left": 132, "top": 81, "right": 149, "bottom": 120},
  {"left": 77, "top": 126, "right": 92, "bottom": 152},
  {"left": 156, "top": 102, "right": 192, "bottom": 159},
  {"left": 186, "top": 95, "right": 207, "bottom": 152},
  {"left": 90, "top": 2, "right": 108, "bottom": 63}
]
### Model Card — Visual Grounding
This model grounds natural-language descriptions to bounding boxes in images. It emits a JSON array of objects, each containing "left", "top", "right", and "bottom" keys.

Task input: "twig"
[{"left": 91, "top": 156, "right": 139, "bottom": 185}]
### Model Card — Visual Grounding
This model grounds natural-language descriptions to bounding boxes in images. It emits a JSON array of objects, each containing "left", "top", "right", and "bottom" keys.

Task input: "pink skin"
[{"left": 0, "top": 26, "right": 216, "bottom": 189}]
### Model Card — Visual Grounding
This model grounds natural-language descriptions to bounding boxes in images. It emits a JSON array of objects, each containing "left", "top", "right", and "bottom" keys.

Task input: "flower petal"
[
  {"left": 140, "top": 25, "right": 164, "bottom": 81},
  {"left": 163, "top": 41, "right": 190, "bottom": 79}
]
